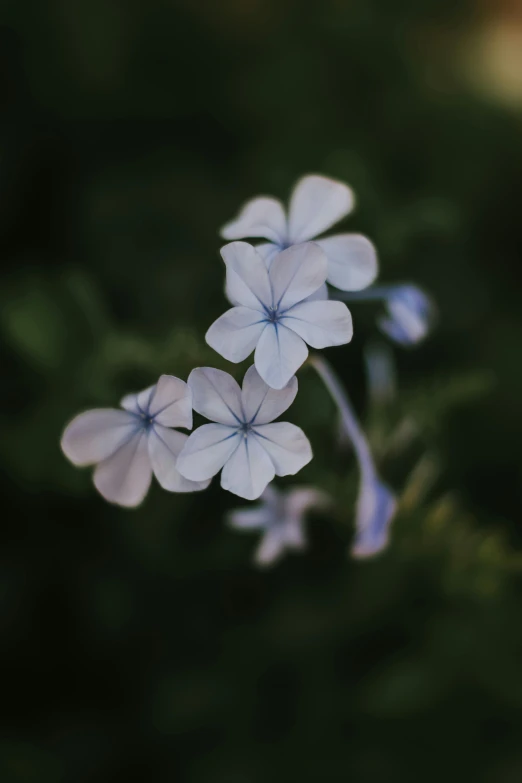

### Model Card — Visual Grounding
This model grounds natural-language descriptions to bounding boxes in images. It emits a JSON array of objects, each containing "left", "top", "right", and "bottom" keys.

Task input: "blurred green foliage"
[{"left": 1, "top": 0, "right": 522, "bottom": 781}]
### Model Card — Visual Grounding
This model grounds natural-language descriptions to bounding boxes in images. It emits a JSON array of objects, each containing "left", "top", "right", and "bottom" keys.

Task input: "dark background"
[{"left": 1, "top": 1, "right": 522, "bottom": 781}]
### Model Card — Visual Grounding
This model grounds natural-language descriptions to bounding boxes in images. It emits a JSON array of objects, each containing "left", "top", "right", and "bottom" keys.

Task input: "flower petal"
[
  {"left": 255, "top": 242, "right": 281, "bottom": 270},
  {"left": 378, "top": 312, "right": 420, "bottom": 345},
  {"left": 260, "top": 484, "right": 280, "bottom": 508},
  {"left": 227, "top": 506, "right": 273, "bottom": 530},
  {"left": 287, "top": 175, "right": 354, "bottom": 243},
  {"left": 188, "top": 367, "right": 243, "bottom": 425},
  {"left": 241, "top": 364, "right": 298, "bottom": 425},
  {"left": 351, "top": 478, "right": 397, "bottom": 558},
  {"left": 93, "top": 430, "right": 152, "bottom": 507},
  {"left": 281, "top": 300, "right": 353, "bottom": 349},
  {"left": 120, "top": 386, "right": 155, "bottom": 415},
  {"left": 282, "top": 517, "right": 306, "bottom": 549},
  {"left": 282, "top": 488, "right": 328, "bottom": 548},
  {"left": 285, "top": 487, "right": 330, "bottom": 520},
  {"left": 224, "top": 278, "right": 239, "bottom": 307},
  {"left": 254, "top": 528, "right": 285, "bottom": 567},
  {"left": 176, "top": 423, "right": 240, "bottom": 481},
  {"left": 253, "top": 422, "right": 312, "bottom": 476},
  {"left": 221, "top": 196, "right": 287, "bottom": 244},
  {"left": 221, "top": 241, "right": 273, "bottom": 311},
  {"left": 61, "top": 409, "right": 140, "bottom": 466},
  {"left": 147, "top": 375, "right": 193, "bottom": 429},
  {"left": 220, "top": 433, "right": 275, "bottom": 500},
  {"left": 254, "top": 323, "right": 308, "bottom": 390},
  {"left": 315, "top": 234, "right": 378, "bottom": 292},
  {"left": 304, "top": 282, "right": 329, "bottom": 302},
  {"left": 270, "top": 243, "right": 328, "bottom": 311},
  {"left": 148, "top": 425, "right": 210, "bottom": 492},
  {"left": 206, "top": 307, "right": 266, "bottom": 364}
]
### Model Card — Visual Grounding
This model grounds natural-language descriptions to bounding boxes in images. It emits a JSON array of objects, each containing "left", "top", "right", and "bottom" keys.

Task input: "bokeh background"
[{"left": 1, "top": 1, "right": 522, "bottom": 781}]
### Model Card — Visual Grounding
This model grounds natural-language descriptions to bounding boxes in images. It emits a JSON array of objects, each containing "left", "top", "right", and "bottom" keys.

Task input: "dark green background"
[{"left": 1, "top": 1, "right": 522, "bottom": 781}]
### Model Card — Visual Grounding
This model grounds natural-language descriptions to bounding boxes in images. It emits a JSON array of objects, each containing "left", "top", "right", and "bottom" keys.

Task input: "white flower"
[
  {"left": 377, "top": 284, "right": 434, "bottom": 346},
  {"left": 351, "top": 476, "right": 397, "bottom": 558},
  {"left": 61, "top": 375, "right": 210, "bottom": 507},
  {"left": 228, "top": 484, "right": 330, "bottom": 567},
  {"left": 206, "top": 241, "right": 353, "bottom": 389},
  {"left": 176, "top": 366, "right": 313, "bottom": 500},
  {"left": 221, "top": 174, "right": 378, "bottom": 292}
]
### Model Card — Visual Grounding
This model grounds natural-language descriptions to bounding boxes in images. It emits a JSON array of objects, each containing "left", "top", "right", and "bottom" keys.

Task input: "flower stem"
[
  {"left": 331, "top": 285, "right": 395, "bottom": 303},
  {"left": 307, "top": 353, "right": 375, "bottom": 481},
  {"left": 308, "top": 353, "right": 397, "bottom": 558}
]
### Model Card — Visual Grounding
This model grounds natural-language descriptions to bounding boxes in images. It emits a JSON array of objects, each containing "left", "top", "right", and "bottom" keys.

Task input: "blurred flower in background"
[
  {"left": 377, "top": 284, "right": 434, "bottom": 346},
  {"left": 335, "top": 283, "right": 435, "bottom": 347},
  {"left": 228, "top": 484, "right": 330, "bottom": 566}
]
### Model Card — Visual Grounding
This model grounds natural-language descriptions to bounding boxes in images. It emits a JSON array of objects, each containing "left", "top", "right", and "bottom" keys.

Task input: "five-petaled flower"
[
  {"left": 176, "top": 366, "right": 313, "bottom": 500},
  {"left": 206, "top": 241, "right": 353, "bottom": 389},
  {"left": 61, "top": 375, "right": 210, "bottom": 507},
  {"left": 228, "top": 484, "right": 330, "bottom": 567},
  {"left": 221, "top": 174, "right": 378, "bottom": 292}
]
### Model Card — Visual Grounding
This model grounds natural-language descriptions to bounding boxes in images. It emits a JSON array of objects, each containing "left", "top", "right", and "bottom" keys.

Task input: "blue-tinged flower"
[
  {"left": 377, "top": 284, "right": 434, "bottom": 346},
  {"left": 334, "top": 283, "right": 434, "bottom": 347},
  {"left": 206, "top": 241, "right": 353, "bottom": 389},
  {"left": 61, "top": 375, "right": 210, "bottom": 507},
  {"left": 351, "top": 475, "right": 397, "bottom": 558},
  {"left": 228, "top": 484, "right": 330, "bottom": 567},
  {"left": 221, "top": 174, "right": 378, "bottom": 292},
  {"left": 176, "top": 366, "right": 312, "bottom": 500}
]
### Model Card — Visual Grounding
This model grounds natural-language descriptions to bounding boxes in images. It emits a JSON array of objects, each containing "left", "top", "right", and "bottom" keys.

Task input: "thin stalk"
[
  {"left": 308, "top": 353, "right": 397, "bottom": 558},
  {"left": 308, "top": 353, "right": 375, "bottom": 482},
  {"left": 331, "top": 285, "right": 395, "bottom": 303}
]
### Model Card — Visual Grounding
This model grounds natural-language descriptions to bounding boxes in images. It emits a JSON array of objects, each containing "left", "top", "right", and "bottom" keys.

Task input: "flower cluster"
[{"left": 61, "top": 174, "right": 433, "bottom": 564}]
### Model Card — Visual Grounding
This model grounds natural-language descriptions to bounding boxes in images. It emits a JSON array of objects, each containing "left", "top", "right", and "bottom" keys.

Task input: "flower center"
[
  {"left": 266, "top": 306, "right": 280, "bottom": 324},
  {"left": 239, "top": 422, "right": 251, "bottom": 438}
]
